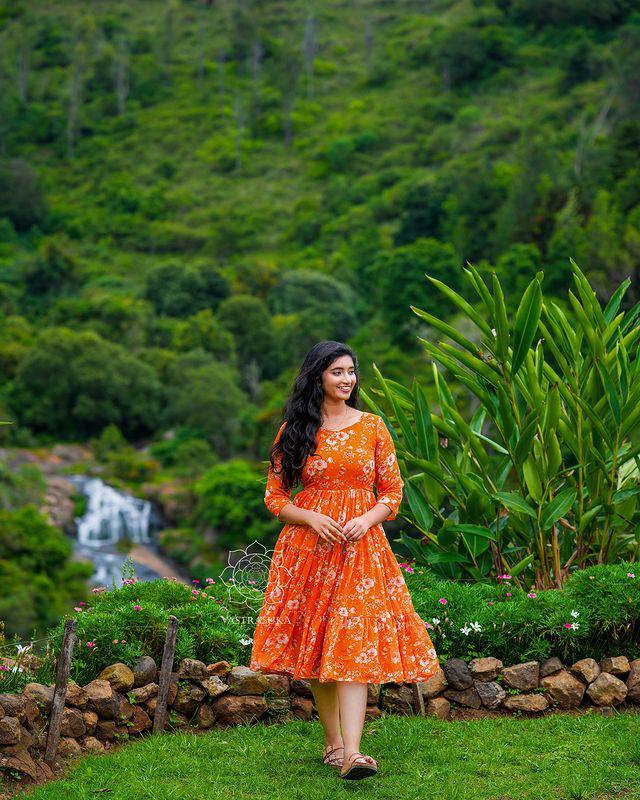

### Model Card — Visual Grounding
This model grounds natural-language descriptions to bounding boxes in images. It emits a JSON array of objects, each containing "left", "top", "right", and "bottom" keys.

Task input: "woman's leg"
[
  {"left": 336, "top": 681, "right": 368, "bottom": 765},
  {"left": 309, "top": 678, "right": 343, "bottom": 753}
]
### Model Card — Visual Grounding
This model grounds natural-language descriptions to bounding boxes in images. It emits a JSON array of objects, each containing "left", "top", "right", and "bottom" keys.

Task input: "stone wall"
[{"left": 1, "top": 653, "right": 639, "bottom": 794}]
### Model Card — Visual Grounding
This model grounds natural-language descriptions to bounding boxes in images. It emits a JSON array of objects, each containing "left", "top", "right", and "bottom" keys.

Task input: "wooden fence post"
[
  {"left": 412, "top": 681, "right": 426, "bottom": 716},
  {"left": 44, "top": 618, "right": 77, "bottom": 766},
  {"left": 153, "top": 615, "right": 178, "bottom": 734}
]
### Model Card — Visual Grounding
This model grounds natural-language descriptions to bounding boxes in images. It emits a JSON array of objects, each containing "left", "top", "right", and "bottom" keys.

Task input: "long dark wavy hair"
[{"left": 269, "top": 341, "right": 361, "bottom": 492}]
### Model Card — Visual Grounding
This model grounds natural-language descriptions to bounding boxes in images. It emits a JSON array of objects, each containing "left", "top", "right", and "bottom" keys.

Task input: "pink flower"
[
  {"left": 78, "top": 601, "right": 87, "bottom": 606},
  {"left": 74, "top": 606, "right": 83, "bottom": 612},
  {"left": 527, "top": 592, "right": 537, "bottom": 598},
  {"left": 0, "top": 665, "right": 9, "bottom": 672},
  {"left": 425, "top": 621, "right": 432, "bottom": 629},
  {"left": 506, "top": 592, "right": 512, "bottom": 597},
  {"left": 487, "top": 601, "right": 495, "bottom": 605},
  {"left": 627, "top": 572, "right": 635, "bottom": 578},
  {"left": 438, "top": 598, "right": 448, "bottom": 605},
  {"left": 205, "top": 578, "right": 214, "bottom": 584},
  {"left": 192, "top": 589, "right": 199, "bottom": 596},
  {"left": 133, "top": 604, "right": 142, "bottom": 611},
  {"left": 87, "top": 641, "right": 96, "bottom": 649},
  {"left": 192, "top": 579, "right": 200, "bottom": 584},
  {"left": 497, "top": 574, "right": 512, "bottom": 581},
  {"left": 112, "top": 639, "right": 119, "bottom": 644},
  {"left": 564, "top": 623, "right": 572, "bottom": 628},
  {"left": 400, "top": 564, "right": 414, "bottom": 573}
]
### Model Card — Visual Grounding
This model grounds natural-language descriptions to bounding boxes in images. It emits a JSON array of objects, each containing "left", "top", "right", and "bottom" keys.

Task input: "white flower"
[
  {"left": 460, "top": 624, "right": 471, "bottom": 636},
  {"left": 470, "top": 621, "right": 482, "bottom": 633},
  {"left": 570, "top": 622, "right": 580, "bottom": 630},
  {"left": 432, "top": 617, "right": 440, "bottom": 626},
  {"left": 239, "top": 637, "right": 253, "bottom": 646},
  {"left": 570, "top": 609, "right": 580, "bottom": 618}
]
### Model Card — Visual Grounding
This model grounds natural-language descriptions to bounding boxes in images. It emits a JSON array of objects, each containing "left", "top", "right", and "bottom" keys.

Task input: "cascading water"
[{"left": 68, "top": 475, "right": 177, "bottom": 586}]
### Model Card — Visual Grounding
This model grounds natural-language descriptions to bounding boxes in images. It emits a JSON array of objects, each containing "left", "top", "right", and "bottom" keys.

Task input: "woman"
[{"left": 250, "top": 341, "right": 439, "bottom": 780}]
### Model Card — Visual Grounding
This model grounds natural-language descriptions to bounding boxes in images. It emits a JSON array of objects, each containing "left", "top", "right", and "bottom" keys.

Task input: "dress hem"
[{"left": 248, "top": 662, "right": 441, "bottom": 685}]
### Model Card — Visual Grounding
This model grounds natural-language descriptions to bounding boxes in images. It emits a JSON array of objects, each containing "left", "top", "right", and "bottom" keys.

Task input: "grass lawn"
[{"left": 10, "top": 710, "right": 640, "bottom": 800}]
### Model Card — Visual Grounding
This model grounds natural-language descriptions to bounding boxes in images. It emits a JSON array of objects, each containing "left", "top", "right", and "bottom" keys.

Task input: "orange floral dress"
[{"left": 249, "top": 411, "right": 439, "bottom": 684}]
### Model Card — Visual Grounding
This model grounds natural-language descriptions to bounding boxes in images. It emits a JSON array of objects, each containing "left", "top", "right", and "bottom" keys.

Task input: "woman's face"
[{"left": 322, "top": 356, "right": 357, "bottom": 401}]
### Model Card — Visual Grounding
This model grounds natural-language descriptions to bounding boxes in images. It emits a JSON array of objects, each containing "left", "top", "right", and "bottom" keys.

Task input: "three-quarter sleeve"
[
  {"left": 264, "top": 421, "right": 293, "bottom": 519},
  {"left": 374, "top": 415, "right": 404, "bottom": 520}
]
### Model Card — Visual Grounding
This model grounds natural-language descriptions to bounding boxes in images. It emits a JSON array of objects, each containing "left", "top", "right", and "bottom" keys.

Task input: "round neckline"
[{"left": 319, "top": 411, "right": 367, "bottom": 433}]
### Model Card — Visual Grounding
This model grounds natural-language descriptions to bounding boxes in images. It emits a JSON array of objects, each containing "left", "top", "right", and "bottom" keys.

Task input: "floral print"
[{"left": 250, "top": 411, "right": 439, "bottom": 684}]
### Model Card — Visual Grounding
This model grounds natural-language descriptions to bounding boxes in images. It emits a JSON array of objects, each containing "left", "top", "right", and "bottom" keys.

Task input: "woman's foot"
[
  {"left": 322, "top": 743, "right": 344, "bottom": 769},
  {"left": 339, "top": 751, "right": 378, "bottom": 780}
]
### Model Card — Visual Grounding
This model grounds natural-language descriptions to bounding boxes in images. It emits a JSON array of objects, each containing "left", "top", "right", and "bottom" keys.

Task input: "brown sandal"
[
  {"left": 322, "top": 745, "right": 344, "bottom": 769},
  {"left": 339, "top": 751, "right": 378, "bottom": 780}
]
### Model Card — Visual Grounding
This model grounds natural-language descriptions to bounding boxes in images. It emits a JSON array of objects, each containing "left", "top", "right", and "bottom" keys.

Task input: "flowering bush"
[{"left": 406, "top": 560, "right": 639, "bottom": 664}]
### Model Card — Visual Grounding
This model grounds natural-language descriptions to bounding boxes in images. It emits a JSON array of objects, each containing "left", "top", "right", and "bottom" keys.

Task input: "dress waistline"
[{"left": 296, "top": 486, "right": 375, "bottom": 493}]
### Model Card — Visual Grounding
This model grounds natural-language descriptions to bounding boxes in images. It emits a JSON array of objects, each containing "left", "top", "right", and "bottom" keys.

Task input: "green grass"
[{"left": 12, "top": 711, "right": 640, "bottom": 800}]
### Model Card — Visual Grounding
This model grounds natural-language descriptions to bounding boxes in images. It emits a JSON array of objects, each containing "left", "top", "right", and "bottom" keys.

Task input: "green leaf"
[
  {"left": 512, "top": 277, "right": 542, "bottom": 375},
  {"left": 506, "top": 553, "right": 535, "bottom": 577},
  {"left": 540, "top": 488, "right": 577, "bottom": 530},
  {"left": 413, "top": 380, "right": 437, "bottom": 461},
  {"left": 494, "top": 492, "right": 537, "bottom": 518},
  {"left": 404, "top": 479, "right": 434, "bottom": 532}
]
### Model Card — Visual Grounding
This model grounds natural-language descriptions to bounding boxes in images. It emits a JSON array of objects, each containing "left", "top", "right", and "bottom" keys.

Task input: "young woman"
[{"left": 250, "top": 341, "right": 439, "bottom": 780}]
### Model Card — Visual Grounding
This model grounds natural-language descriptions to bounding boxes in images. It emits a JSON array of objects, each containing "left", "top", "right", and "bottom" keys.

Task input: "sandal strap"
[
  {"left": 347, "top": 752, "right": 377, "bottom": 766},
  {"left": 323, "top": 745, "right": 344, "bottom": 764}
]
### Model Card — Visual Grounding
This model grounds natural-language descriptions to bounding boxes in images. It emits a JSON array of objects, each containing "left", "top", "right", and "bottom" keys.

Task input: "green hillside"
[{"left": 1, "top": 0, "right": 640, "bottom": 447}]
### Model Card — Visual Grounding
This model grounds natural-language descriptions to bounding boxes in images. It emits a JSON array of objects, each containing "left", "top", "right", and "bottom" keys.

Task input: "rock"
[
  {"left": 365, "top": 705, "right": 383, "bottom": 720},
  {"left": 570, "top": 658, "right": 600, "bottom": 685},
  {"left": 626, "top": 659, "right": 640, "bottom": 703},
  {"left": 167, "top": 711, "right": 189, "bottom": 730},
  {"left": 133, "top": 656, "right": 157, "bottom": 687},
  {"left": 129, "top": 683, "right": 158, "bottom": 704},
  {"left": 196, "top": 703, "right": 215, "bottom": 729},
  {"left": 128, "top": 706, "right": 152, "bottom": 734},
  {"left": 35, "top": 760, "right": 55, "bottom": 781},
  {"left": 82, "top": 710, "right": 98, "bottom": 735},
  {"left": 599, "top": 656, "right": 631, "bottom": 677},
  {"left": 586, "top": 673, "right": 628, "bottom": 706},
  {"left": 426, "top": 697, "right": 451, "bottom": 719},
  {"left": 541, "top": 669, "right": 586, "bottom": 709},
  {"left": 540, "top": 657, "right": 564, "bottom": 677},
  {"left": 172, "top": 683, "right": 206, "bottom": 715},
  {"left": 503, "top": 694, "right": 549, "bottom": 713},
  {"left": 227, "top": 666, "right": 270, "bottom": 696},
  {"left": 420, "top": 668, "right": 447, "bottom": 699},
  {"left": 22, "top": 697, "right": 41, "bottom": 728},
  {"left": 178, "top": 658, "right": 209, "bottom": 681},
  {"left": 65, "top": 682, "right": 89, "bottom": 710},
  {"left": 367, "top": 684, "right": 381, "bottom": 704},
  {"left": 84, "top": 680, "right": 118, "bottom": 719},
  {"left": 207, "top": 660, "right": 232, "bottom": 677},
  {"left": 210, "top": 694, "right": 268, "bottom": 725},
  {"left": 0, "top": 695, "right": 26, "bottom": 721},
  {"left": 443, "top": 658, "right": 473, "bottom": 690},
  {"left": 442, "top": 687, "right": 482, "bottom": 709},
  {"left": 0, "top": 744, "right": 37, "bottom": 780},
  {"left": 23, "top": 683, "right": 54, "bottom": 715},
  {"left": 502, "top": 661, "right": 540, "bottom": 691},
  {"left": 97, "top": 663, "right": 135, "bottom": 693},
  {"left": 95, "top": 719, "right": 117, "bottom": 739},
  {"left": 19, "top": 725, "right": 34, "bottom": 749},
  {"left": 474, "top": 681, "right": 506, "bottom": 709},
  {"left": 115, "top": 693, "right": 136, "bottom": 723},
  {"left": 60, "top": 708, "right": 86, "bottom": 738},
  {"left": 380, "top": 684, "right": 415, "bottom": 715},
  {"left": 0, "top": 716, "right": 21, "bottom": 745},
  {"left": 79, "top": 736, "right": 104, "bottom": 753},
  {"left": 469, "top": 657, "right": 503, "bottom": 682},
  {"left": 200, "top": 676, "right": 229, "bottom": 700},
  {"left": 263, "top": 674, "right": 290, "bottom": 697},
  {"left": 290, "top": 679, "right": 313, "bottom": 698},
  {"left": 265, "top": 697, "right": 291, "bottom": 714},
  {"left": 57, "top": 737, "right": 82, "bottom": 758},
  {"left": 291, "top": 696, "right": 313, "bottom": 720}
]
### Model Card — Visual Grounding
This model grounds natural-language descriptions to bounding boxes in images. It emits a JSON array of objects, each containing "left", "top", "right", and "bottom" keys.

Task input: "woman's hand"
[
  {"left": 306, "top": 511, "right": 347, "bottom": 545},
  {"left": 342, "top": 514, "right": 372, "bottom": 542}
]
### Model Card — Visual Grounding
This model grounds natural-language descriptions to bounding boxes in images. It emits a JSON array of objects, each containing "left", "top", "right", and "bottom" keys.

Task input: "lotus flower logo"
[{"left": 217, "top": 540, "right": 292, "bottom": 613}]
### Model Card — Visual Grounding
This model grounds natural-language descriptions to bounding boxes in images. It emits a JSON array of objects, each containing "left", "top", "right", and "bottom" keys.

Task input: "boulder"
[
  {"left": 23, "top": 683, "right": 54, "bottom": 715},
  {"left": 380, "top": 683, "right": 415, "bottom": 715},
  {"left": 79, "top": 736, "right": 104, "bottom": 753},
  {"left": 626, "top": 659, "right": 640, "bottom": 703},
  {"left": 290, "top": 679, "right": 313, "bottom": 698},
  {"left": 469, "top": 657, "right": 503, "bottom": 682},
  {"left": 442, "top": 687, "right": 482, "bottom": 709},
  {"left": 502, "top": 661, "right": 539, "bottom": 691},
  {"left": 0, "top": 744, "right": 37, "bottom": 780},
  {"left": 420, "top": 668, "right": 447, "bottom": 699},
  {"left": 227, "top": 666, "right": 270, "bottom": 696},
  {"left": 541, "top": 669, "right": 586, "bottom": 709},
  {"left": 503, "top": 693, "right": 549, "bottom": 713},
  {"left": 172, "top": 683, "right": 206, "bottom": 715},
  {"left": 84, "top": 680, "right": 118, "bottom": 719},
  {"left": 196, "top": 703, "right": 215, "bottom": 729},
  {"left": 178, "top": 658, "right": 208, "bottom": 682},
  {"left": 443, "top": 658, "right": 473, "bottom": 690},
  {"left": 65, "top": 682, "right": 89, "bottom": 710},
  {"left": 474, "top": 681, "right": 506, "bottom": 709},
  {"left": 210, "top": 694, "right": 268, "bottom": 725},
  {"left": 200, "top": 675, "right": 229, "bottom": 700},
  {"left": 367, "top": 684, "right": 381, "bottom": 704},
  {"left": 570, "top": 658, "right": 600, "bottom": 685},
  {"left": 60, "top": 707, "right": 86, "bottom": 738},
  {"left": 133, "top": 656, "right": 157, "bottom": 687},
  {"left": 291, "top": 696, "right": 313, "bottom": 720},
  {"left": 127, "top": 705, "right": 152, "bottom": 734},
  {"left": 540, "top": 656, "right": 563, "bottom": 677},
  {"left": 426, "top": 696, "right": 451, "bottom": 720},
  {"left": 586, "top": 672, "right": 628, "bottom": 706},
  {"left": 57, "top": 737, "right": 82, "bottom": 758},
  {"left": 82, "top": 710, "right": 98, "bottom": 735},
  {"left": 129, "top": 683, "right": 158, "bottom": 704},
  {"left": 95, "top": 719, "right": 117, "bottom": 739},
  {"left": 207, "top": 660, "right": 232, "bottom": 677},
  {"left": 0, "top": 716, "right": 21, "bottom": 745},
  {"left": 97, "top": 663, "right": 135, "bottom": 693},
  {"left": 0, "top": 694, "right": 26, "bottom": 721},
  {"left": 599, "top": 656, "right": 631, "bottom": 677}
]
